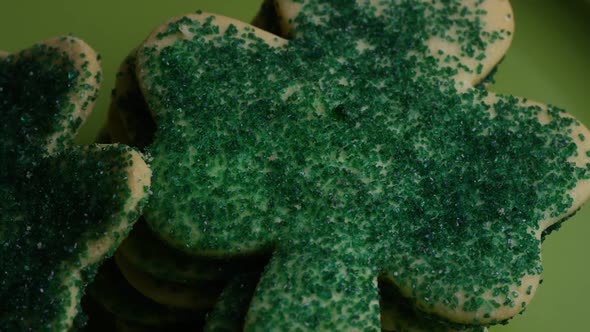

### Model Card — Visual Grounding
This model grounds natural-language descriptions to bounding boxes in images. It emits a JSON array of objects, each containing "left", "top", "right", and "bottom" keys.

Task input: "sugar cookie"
[
  {"left": 0, "top": 37, "right": 151, "bottom": 331},
  {"left": 103, "top": 0, "right": 590, "bottom": 329}
]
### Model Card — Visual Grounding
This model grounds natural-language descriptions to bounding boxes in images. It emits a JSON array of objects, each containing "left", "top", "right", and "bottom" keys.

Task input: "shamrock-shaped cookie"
[
  {"left": 109, "top": 0, "right": 590, "bottom": 330},
  {"left": 0, "top": 37, "right": 151, "bottom": 331}
]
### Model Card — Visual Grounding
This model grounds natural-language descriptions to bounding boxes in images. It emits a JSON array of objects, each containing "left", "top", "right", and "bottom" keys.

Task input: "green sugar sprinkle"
[
  {"left": 136, "top": 0, "right": 588, "bottom": 329},
  {"left": 379, "top": 280, "right": 485, "bottom": 331},
  {"left": 0, "top": 43, "right": 141, "bottom": 331}
]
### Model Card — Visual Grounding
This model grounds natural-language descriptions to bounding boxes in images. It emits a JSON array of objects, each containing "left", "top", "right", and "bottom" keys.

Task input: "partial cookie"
[
  {"left": 115, "top": 253, "right": 224, "bottom": 311},
  {"left": 87, "top": 259, "right": 205, "bottom": 327},
  {"left": 379, "top": 282, "right": 486, "bottom": 332},
  {"left": 106, "top": 51, "right": 155, "bottom": 150},
  {"left": 203, "top": 274, "right": 260, "bottom": 332},
  {"left": 134, "top": 0, "right": 590, "bottom": 330},
  {"left": 204, "top": 274, "right": 488, "bottom": 332},
  {"left": 80, "top": 295, "right": 118, "bottom": 332},
  {"left": 105, "top": 3, "right": 284, "bottom": 151},
  {"left": 0, "top": 37, "right": 151, "bottom": 331},
  {"left": 117, "top": 220, "right": 268, "bottom": 284}
]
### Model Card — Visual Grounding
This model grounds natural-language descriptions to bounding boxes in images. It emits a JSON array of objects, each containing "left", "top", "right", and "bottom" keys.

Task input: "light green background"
[{"left": 0, "top": 0, "right": 588, "bottom": 331}]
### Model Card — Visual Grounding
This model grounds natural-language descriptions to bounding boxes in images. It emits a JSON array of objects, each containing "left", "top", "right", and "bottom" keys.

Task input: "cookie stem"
[{"left": 246, "top": 244, "right": 381, "bottom": 331}]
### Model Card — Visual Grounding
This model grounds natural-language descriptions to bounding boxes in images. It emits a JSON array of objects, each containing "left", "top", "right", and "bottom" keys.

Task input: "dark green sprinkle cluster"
[
  {"left": 1, "top": 43, "right": 81, "bottom": 157},
  {"left": 137, "top": 0, "right": 589, "bottom": 328},
  {"left": 0, "top": 43, "right": 137, "bottom": 331}
]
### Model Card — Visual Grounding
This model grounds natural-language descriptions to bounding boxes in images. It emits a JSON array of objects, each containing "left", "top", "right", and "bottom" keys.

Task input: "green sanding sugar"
[
  {"left": 1, "top": 44, "right": 78, "bottom": 156},
  {"left": 0, "top": 43, "right": 139, "bottom": 331},
  {"left": 379, "top": 281, "right": 485, "bottom": 331},
  {"left": 137, "top": 0, "right": 589, "bottom": 328}
]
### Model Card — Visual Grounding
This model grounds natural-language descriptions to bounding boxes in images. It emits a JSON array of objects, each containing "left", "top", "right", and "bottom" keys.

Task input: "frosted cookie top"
[
  {"left": 0, "top": 38, "right": 151, "bottom": 331},
  {"left": 136, "top": 0, "right": 590, "bottom": 329}
]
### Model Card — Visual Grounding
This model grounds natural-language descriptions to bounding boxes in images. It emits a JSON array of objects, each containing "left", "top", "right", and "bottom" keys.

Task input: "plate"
[{"left": 0, "top": 1, "right": 587, "bottom": 331}]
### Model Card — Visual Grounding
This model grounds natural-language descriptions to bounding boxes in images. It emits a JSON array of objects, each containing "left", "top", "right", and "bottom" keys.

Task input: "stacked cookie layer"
[{"left": 83, "top": 224, "right": 267, "bottom": 331}]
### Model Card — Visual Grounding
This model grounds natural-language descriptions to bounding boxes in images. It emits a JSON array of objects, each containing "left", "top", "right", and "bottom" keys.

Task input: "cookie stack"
[
  {"left": 82, "top": 223, "right": 266, "bottom": 331},
  {"left": 6, "top": 0, "right": 589, "bottom": 331},
  {"left": 85, "top": 224, "right": 484, "bottom": 331}
]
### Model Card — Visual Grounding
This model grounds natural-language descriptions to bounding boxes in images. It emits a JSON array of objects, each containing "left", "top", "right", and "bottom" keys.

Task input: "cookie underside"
[
  {"left": 87, "top": 259, "right": 205, "bottom": 327},
  {"left": 118, "top": 221, "right": 268, "bottom": 284}
]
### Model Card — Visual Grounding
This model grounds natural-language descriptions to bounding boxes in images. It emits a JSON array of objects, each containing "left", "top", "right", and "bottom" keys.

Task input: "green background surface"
[{"left": 0, "top": 0, "right": 588, "bottom": 330}]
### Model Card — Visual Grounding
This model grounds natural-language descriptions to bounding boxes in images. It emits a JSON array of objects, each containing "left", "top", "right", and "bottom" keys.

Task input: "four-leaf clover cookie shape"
[
  {"left": 0, "top": 37, "right": 151, "bottom": 330},
  {"left": 125, "top": 0, "right": 590, "bottom": 330}
]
